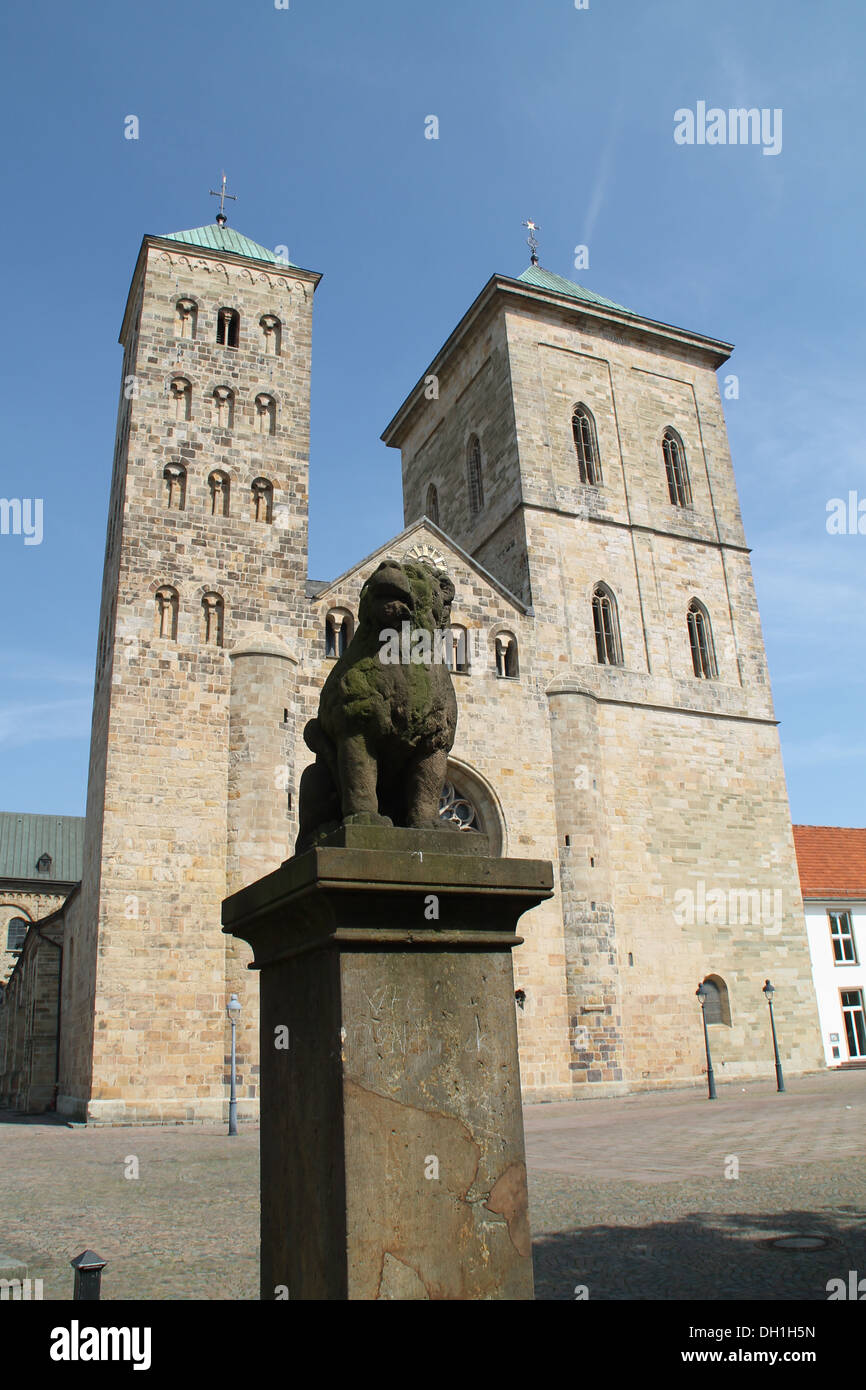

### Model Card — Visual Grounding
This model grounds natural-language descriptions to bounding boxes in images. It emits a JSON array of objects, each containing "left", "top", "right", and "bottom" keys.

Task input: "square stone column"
[{"left": 222, "top": 826, "right": 553, "bottom": 1300}]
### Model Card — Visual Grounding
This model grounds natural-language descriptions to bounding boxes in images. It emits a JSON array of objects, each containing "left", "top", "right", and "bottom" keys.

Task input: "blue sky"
[{"left": 0, "top": 0, "right": 864, "bottom": 825}]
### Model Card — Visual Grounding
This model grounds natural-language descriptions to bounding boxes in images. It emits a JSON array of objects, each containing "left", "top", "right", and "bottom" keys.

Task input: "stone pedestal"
[{"left": 222, "top": 826, "right": 553, "bottom": 1301}]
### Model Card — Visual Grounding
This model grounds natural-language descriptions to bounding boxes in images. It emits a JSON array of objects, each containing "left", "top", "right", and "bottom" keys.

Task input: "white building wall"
[{"left": 803, "top": 899, "right": 866, "bottom": 1065}]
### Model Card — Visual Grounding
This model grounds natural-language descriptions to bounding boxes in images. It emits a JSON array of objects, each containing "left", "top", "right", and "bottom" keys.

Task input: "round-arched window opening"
[
  {"left": 701, "top": 974, "right": 732, "bottom": 1027},
  {"left": 437, "top": 760, "right": 505, "bottom": 855},
  {"left": 7, "top": 917, "right": 29, "bottom": 953}
]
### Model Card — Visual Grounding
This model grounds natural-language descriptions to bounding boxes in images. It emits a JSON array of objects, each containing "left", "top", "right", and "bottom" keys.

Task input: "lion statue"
[{"left": 295, "top": 557, "right": 459, "bottom": 852}]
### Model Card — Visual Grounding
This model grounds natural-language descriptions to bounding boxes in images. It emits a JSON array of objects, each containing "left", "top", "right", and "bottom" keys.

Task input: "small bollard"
[{"left": 71, "top": 1250, "right": 107, "bottom": 1300}]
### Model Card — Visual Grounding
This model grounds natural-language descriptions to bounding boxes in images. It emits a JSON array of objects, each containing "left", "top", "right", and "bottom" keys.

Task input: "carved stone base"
[{"left": 222, "top": 831, "right": 552, "bottom": 1300}]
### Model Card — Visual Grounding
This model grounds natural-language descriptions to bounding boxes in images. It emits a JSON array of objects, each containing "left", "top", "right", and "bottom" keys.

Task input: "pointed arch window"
[
  {"left": 467, "top": 436, "right": 484, "bottom": 515},
  {"left": 572, "top": 404, "right": 602, "bottom": 486},
  {"left": 155, "top": 585, "right": 179, "bottom": 640},
  {"left": 208, "top": 470, "right": 230, "bottom": 517},
  {"left": 663, "top": 428, "right": 692, "bottom": 507},
  {"left": 592, "top": 584, "right": 623, "bottom": 665},
  {"left": 494, "top": 631, "right": 519, "bottom": 679},
  {"left": 251, "top": 477, "right": 274, "bottom": 523},
  {"left": 175, "top": 298, "right": 198, "bottom": 339},
  {"left": 426, "top": 484, "right": 440, "bottom": 527},
  {"left": 260, "top": 314, "right": 282, "bottom": 355},
  {"left": 201, "top": 592, "right": 225, "bottom": 647},
  {"left": 213, "top": 386, "right": 235, "bottom": 431},
  {"left": 255, "top": 393, "right": 277, "bottom": 436},
  {"left": 688, "top": 599, "right": 717, "bottom": 679},
  {"left": 163, "top": 463, "right": 186, "bottom": 511},
  {"left": 216, "top": 307, "right": 240, "bottom": 348},
  {"left": 169, "top": 377, "right": 192, "bottom": 422}
]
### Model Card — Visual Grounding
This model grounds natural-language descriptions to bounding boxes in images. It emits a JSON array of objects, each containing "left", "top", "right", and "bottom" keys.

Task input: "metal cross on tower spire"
[
  {"left": 209, "top": 172, "right": 238, "bottom": 227},
  {"left": 522, "top": 219, "right": 540, "bottom": 266}
]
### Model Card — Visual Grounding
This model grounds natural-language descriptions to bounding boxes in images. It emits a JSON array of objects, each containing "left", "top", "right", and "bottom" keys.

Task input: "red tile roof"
[{"left": 792, "top": 825, "right": 866, "bottom": 899}]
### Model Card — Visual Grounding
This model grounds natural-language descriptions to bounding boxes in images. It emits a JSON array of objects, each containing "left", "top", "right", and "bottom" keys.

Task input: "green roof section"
[
  {"left": 516, "top": 264, "right": 632, "bottom": 314},
  {"left": 0, "top": 812, "right": 85, "bottom": 884},
  {"left": 162, "top": 223, "right": 296, "bottom": 267}
]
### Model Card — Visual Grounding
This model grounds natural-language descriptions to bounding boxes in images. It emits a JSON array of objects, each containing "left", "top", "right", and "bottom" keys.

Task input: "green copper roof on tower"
[
  {"left": 517, "top": 264, "right": 631, "bottom": 314},
  {"left": 163, "top": 223, "right": 295, "bottom": 266}
]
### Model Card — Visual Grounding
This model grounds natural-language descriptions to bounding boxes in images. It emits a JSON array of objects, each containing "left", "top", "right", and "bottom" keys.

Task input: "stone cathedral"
[{"left": 0, "top": 216, "right": 824, "bottom": 1122}]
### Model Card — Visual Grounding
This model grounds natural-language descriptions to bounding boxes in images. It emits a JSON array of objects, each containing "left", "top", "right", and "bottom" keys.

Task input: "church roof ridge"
[
  {"left": 515, "top": 263, "right": 632, "bottom": 314},
  {"left": 162, "top": 223, "right": 295, "bottom": 266}
]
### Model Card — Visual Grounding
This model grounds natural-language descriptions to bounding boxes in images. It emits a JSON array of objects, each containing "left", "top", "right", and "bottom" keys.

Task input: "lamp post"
[
  {"left": 695, "top": 982, "right": 717, "bottom": 1100},
  {"left": 227, "top": 992, "right": 241, "bottom": 1136},
  {"left": 762, "top": 979, "right": 786, "bottom": 1093}
]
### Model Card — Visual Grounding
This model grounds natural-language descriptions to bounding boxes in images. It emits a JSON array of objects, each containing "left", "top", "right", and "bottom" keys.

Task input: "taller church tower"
[
  {"left": 384, "top": 261, "right": 824, "bottom": 1092},
  {"left": 59, "top": 219, "right": 320, "bottom": 1122}
]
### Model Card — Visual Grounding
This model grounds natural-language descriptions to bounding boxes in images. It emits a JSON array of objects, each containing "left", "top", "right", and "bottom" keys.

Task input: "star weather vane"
[
  {"left": 522, "top": 219, "right": 540, "bottom": 266},
  {"left": 209, "top": 172, "right": 238, "bottom": 227}
]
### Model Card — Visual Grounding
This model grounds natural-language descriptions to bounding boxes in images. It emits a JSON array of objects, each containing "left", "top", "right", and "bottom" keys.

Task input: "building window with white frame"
[{"left": 829, "top": 910, "right": 858, "bottom": 964}]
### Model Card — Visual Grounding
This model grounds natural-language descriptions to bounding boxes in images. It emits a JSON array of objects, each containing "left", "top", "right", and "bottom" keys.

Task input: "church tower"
[
  {"left": 59, "top": 216, "right": 320, "bottom": 1122},
  {"left": 384, "top": 260, "right": 824, "bottom": 1093}
]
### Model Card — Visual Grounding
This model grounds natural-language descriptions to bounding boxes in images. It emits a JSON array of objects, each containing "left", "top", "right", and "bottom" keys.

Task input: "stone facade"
[
  {"left": 383, "top": 269, "right": 824, "bottom": 1095},
  {"left": 1, "top": 892, "right": 67, "bottom": 986},
  {"left": 0, "top": 900, "right": 67, "bottom": 1111},
  {"left": 41, "top": 231, "right": 823, "bottom": 1122}
]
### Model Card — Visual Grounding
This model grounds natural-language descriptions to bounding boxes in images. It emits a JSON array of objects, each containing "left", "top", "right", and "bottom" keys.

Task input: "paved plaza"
[{"left": 2, "top": 1070, "right": 864, "bottom": 1300}]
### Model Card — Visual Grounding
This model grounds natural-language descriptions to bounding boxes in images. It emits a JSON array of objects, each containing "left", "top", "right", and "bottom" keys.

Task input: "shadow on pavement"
[
  {"left": 532, "top": 1208, "right": 866, "bottom": 1300},
  {"left": 0, "top": 1108, "right": 68, "bottom": 1126}
]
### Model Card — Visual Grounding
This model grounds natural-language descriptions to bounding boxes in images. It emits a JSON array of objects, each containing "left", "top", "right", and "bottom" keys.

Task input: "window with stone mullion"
[
  {"left": 572, "top": 405, "right": 601, "bottom": 486},
  {"left": 592, "top": 588, "right": 620, "bottom": 665}
]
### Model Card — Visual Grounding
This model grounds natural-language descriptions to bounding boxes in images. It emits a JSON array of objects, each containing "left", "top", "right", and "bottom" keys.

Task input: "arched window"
[
  {"left": 426, "top": 484, "right": 440, "bottom": 527},
  {"left": 155, "top": 585, "right": 179, "bottom": 640},
  {"left": 169, "top": 377, "right": 192, "bottom": 422},
  {"left": 572, "top": 404, "right": 602, "bottom": 486},
  {"left": 163, "top": 463, "right": 186, "bottom": 510},
  {"left": 175, "top": 298, "right": 197, "bottom": 339},
  {"left": 467, "top": 436, "right": 484, "bottom": 515},
  {"left": 216, "top": 307, "right": 240, "bottom": 348},
  {"left": 445, "top": 625, "right": 470, "bottom": 674},
  {"left": 212, "top": 386, "right": 235, "bottom": 431},
  {"left": 701, "top": 975, "right": 732, "bottom": 1026},
  {"left": 688, "top": 599, "right": 717, "bottom": 679},
  {"left": 201, "top": 592, "right": 225, "bottom": 647},
  {"left": 6, "top": 918, "right": 28, "bottom": 953},
  {"left": 436, "top": 760, "right": 504, "bottom": 854},
  {"left": 494, "top": 631, "right": 519, "bottom": 679},
  {"left": 36, "top": 853, "right": 52, "bottom": 874},
  {"left": 208, "top": 470, "right": 230, "bottom": 517},
  {"left": 663, "top": 428, "right": 691, "bottom": 507},
  {"left": 260, "top": 314, "right": 282, "bottom": 355},
  {"left": 255, "top": 393, "right": 277, "bottom": 436},
  {"left": 325, "top": 608, "right": 354, "bottom": 658},
  {"left": 592, "top": 584, "right": 623, "bottom": 665},
  {"left": 251, "top": 477, "right": 274, "bottom": 523}
]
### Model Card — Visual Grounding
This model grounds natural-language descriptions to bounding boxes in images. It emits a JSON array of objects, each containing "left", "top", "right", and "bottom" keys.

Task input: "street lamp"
[
  {"left": 695, "top": 982, "right": 717, "bottom": 1100},
  {"left": 762, "top": 979, "right": 786, "bottom": 1093},
  {"left": 226, "top": 992, "right": 241, "bottom": 1136}
]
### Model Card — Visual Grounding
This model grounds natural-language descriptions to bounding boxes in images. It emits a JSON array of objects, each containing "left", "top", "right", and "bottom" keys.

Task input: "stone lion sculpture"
[{"left": 295, "top": 557, "right": 459, "bottom": 852}]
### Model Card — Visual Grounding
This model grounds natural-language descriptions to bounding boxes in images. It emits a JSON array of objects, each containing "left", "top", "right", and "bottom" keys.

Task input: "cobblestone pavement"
[
  {"left": 527, "top": 1071, "right": 866, "bottom": 1301},
  {"left": 1, "top": 1070, "right": 863, "bottom": 1300}
]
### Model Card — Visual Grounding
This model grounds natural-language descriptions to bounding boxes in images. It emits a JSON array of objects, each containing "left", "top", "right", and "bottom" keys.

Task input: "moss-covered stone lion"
[{"left": 295, "top": 558, "right": 459, "bottom": 852}]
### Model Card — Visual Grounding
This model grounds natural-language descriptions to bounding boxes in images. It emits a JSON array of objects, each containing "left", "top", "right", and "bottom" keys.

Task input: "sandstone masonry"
[{"left": 6, "top": 228, "right": 824, "bottom": 1119}]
